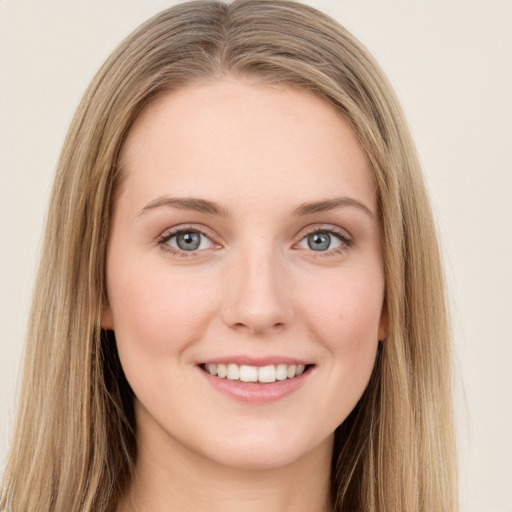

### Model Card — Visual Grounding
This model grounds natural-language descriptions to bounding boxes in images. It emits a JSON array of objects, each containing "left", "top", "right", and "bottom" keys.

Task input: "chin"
[{"left": 197, "top": 429, "right": 334, "bottom": 471}]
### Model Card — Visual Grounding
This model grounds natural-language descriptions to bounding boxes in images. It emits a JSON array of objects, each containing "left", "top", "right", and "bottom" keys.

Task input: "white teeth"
[
  {"left": 227, "top": 363, "right": 239, "bottom": 380},
  {"left": 239, "top": 365, "right": 258, "bottom": 382},
  {"left": 204, "top": 363, "right": 309, "bottom": 383},
  {"left": 258, "top": 365, "right": 276, "bottom": 383},
  {"left": 217, "top": 364, "right": 227, "bottom": 378},
  {"left": 276, "top": 364, "right": 288, "bottom": 381}
]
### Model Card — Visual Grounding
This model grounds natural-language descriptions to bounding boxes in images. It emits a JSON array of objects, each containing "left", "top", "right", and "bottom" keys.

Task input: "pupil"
[
  {"left": 177, "top": 232, "right": 200, "bottom": 251},
  {"left": 308, "top": 232, "right": 330, "bottom": 251}
]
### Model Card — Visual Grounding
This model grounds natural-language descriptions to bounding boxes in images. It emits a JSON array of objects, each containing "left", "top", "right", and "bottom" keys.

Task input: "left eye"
[
  {"left": 297, "top": 231, "right": 343, "bottom": 252},
  {"left": 164, "top": 230, "right": 212, "bottom": 251}
]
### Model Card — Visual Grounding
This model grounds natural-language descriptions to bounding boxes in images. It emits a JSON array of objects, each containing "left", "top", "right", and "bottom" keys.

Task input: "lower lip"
[{"left": 199, "top": 367, "right": 312, "bottom": 403}]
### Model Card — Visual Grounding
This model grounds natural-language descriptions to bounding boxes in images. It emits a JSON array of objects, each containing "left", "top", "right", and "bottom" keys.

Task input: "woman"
[{"left": 0, "top": 1, "right": 458, "bottom": 511}]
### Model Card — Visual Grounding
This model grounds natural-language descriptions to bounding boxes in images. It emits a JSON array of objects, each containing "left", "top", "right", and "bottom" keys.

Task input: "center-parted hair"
[{"left": 1, "top": 2, "right": 457, "bottom": 511}]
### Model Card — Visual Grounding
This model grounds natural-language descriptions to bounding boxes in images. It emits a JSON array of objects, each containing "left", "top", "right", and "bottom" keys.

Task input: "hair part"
[{"left": 1, "top": 1, "right": 457, "bottom": 510}]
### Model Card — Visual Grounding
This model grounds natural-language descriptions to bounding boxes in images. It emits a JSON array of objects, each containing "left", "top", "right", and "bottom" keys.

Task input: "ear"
[
  {"left": 102, "top": 305, "right": 115, "bottom": 331},
  {"left": 378, "top": 301, "right": 389, "bottom": 341}
]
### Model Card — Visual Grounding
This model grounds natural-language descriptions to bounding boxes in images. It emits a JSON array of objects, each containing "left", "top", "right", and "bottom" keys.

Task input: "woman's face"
[{"left": 104, "top": 78, "right": 387, "bottom": 470}]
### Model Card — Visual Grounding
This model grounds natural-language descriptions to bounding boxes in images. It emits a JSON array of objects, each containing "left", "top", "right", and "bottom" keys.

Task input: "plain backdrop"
[{"left": 1, "top": 1, "right": 511, "bottom": 511}]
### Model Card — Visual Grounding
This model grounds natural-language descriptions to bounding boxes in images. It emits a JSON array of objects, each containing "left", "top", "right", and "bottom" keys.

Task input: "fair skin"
[{"left": 104, "top": 77, "right": 387, "bottom": 512}]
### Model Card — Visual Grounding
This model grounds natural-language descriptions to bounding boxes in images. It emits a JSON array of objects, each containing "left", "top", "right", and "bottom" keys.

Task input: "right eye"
[
  {"left": 159, "top": 228, "right": 215, "bottom": 255},
  {"left": 298, "top": 231, "right": 343, "bottom": 252}
]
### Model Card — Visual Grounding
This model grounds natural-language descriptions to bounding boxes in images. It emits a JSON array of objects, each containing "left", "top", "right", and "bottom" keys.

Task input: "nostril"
[{"left": 230, "top": 321, "right": 285, "bottom": 335}]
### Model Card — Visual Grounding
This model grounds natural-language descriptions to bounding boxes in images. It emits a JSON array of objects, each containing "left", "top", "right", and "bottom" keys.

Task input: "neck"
[{"left": 116, "top": 406, "right": 333, "bottom": 512}]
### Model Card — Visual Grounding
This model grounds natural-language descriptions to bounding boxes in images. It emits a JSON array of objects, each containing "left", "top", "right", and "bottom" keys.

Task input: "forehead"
[{"left": 118, "top": 78, "right": 375, "bottom": 213}]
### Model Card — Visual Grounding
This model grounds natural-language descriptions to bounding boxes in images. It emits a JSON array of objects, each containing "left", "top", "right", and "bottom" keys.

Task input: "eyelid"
[
  {"left": 156, "top": 223, "right": 353, "bottom": 258},
  {"left": 297, "top": 224, "right": 352, "bottom": 243},
  {"left": 157, "top": 224, "right": 220, "bottom": 257},
  {"left": 293, "top": 224, "right": 353, "bottom": 256}
]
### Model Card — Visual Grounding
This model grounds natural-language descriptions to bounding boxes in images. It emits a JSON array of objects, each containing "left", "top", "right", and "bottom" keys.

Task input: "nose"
[{"left": 221, "top": 246, "right": 294, "bottom": 335}]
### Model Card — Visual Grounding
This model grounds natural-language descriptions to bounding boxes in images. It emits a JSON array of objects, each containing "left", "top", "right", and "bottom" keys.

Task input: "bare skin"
[
  {"left": 106, "top": 77, "right": 386, "bottom": 512},
  {"left": 116, "top": 407, "right": 333, "bottom": 511}
]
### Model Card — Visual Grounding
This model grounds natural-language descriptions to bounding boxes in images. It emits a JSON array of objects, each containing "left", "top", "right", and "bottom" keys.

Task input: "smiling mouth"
[{"left": 200, "top": 363, "right": 312, "bottom": 384}]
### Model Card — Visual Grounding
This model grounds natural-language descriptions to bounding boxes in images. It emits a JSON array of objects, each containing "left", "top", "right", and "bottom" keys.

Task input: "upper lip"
[{"left": 198, "top": 355, "right": 313, "bottom": 366}]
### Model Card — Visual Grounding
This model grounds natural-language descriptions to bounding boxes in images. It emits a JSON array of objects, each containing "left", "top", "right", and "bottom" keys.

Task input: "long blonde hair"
[{"left": 1, "top": 1, "right": 458, "bottom": 510}]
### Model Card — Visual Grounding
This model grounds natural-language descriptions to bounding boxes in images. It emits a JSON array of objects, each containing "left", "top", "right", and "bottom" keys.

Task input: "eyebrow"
[
  {"left": 138, "top": 195, "right": 374, "bottom": 218},
  {"left": 138, "top": 196, "right": 229, "bottom": 216},
  {"left": 292, "top": 197, "right": 374, "bottom": 217}
]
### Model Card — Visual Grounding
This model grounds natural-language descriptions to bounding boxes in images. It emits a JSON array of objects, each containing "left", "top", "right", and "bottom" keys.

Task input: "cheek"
[
  {"left": 298, "top": 268, "right": 384, "bottom": 385},
  {"left": 303, "top": 271, "right": 384, "bottom": 342},
  {"left": 301, "top": 273, "right": 383, "bottom": 424},
  {"left": 107, "top": 262, "right": 219, "bottom": 358}
]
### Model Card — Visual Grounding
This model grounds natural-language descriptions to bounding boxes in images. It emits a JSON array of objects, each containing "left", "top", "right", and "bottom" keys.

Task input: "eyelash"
[
  {"left": 297, "top": 226, "right": 353, "bottom": 258},
  {"left": 157, "top": 225, "right": 214, "bottom": 258},
  {"left": 157, "top": 225, "right": 353, "bottom": 258}
]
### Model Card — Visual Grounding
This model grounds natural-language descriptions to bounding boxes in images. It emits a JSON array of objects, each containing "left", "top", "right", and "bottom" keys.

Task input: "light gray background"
[{"left": 1, "top": 1, "right": 511, "bottom": 511}]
